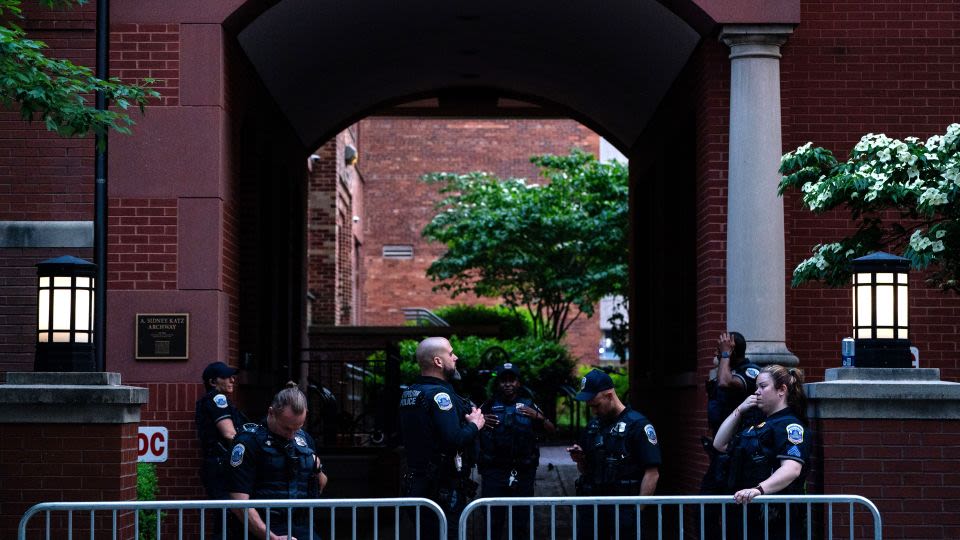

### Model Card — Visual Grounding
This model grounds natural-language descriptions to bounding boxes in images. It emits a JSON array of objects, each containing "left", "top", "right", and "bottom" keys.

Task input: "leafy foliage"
[
  {"left": 1, "top": 0, "right": 158, "bottom": 137},
  {"left": 779, "top": 124, "right": 960, "bottom": 291},
  {"left": 136, "top": 462, "right": 163, "bottom": 540},
  {"left": 432, "top": 303, "right": 533, "bottom": 339},
  {"left": 422, "top": 149, "right": 629, "bottom": 341}
]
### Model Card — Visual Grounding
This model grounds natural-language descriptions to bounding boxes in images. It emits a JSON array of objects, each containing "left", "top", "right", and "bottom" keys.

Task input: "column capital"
[{"left": 720, "top": 24, "right": 794, "bottom": 59}]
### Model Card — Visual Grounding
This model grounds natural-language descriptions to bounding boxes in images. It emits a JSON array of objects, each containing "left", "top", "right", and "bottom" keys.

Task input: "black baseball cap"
[
  {"left": 575, "top": 369, "right": 614, "bottom": 401},
  {"left": 202, "top": 361, "right": 238, "bottom": 382},
  {"left": 494, "top": 363, "right": 521, "bottom": 378}
]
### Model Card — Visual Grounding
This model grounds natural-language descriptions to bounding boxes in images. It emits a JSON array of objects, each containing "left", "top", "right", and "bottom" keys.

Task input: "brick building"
[{"left": 1, "top": 0, "right": 960, "bottom": 537}]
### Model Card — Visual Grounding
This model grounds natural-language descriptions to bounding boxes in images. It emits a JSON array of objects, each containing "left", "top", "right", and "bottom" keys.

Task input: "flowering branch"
[{"left": 779, "top": 123, "right": 960, "bottom": 291}]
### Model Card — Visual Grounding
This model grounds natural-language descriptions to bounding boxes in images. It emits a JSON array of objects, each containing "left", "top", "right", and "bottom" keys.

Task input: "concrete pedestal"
[
  {"left": 0, "top": 372, "right": 148, "bottom": 539},
  {"left": 806, "top": 368, "right": 960, "bottom": 539}
]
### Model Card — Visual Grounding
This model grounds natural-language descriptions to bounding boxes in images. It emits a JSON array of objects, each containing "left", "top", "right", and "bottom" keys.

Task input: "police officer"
[
  {"left": 713, "top": 365, "right": 810, "bottom": 540},
  {"left": 478, "top": 363, "right": 555, "bottom": 540},
  {"left": 195, "top": 362, "right": 249, "bottom": 501},
  {"left": 701, "top": 332, "right": 761, "bottom": 539},
  {"left": 566, "top": 369, "right": 660, "bottom": 540},
  {"left": 399, "top": 337, "right": 485, "bottom": 540},
  {"left": 228, "top": 383, "right": 328, "bottom": 540}
]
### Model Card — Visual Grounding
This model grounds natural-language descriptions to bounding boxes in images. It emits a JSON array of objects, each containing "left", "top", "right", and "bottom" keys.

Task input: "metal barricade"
[
  {"left": 18, "top": 498, "right": 447, "bottom": 540},
  {"left": 459, "top": 495, "right": 882, "bottom": 540}
]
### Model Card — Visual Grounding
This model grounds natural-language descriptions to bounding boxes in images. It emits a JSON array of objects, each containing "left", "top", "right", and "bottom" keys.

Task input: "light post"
[
  {"left": 850, "top": 251, "right": 912, "bottom": 368},
  {"left": 35, "top": 256, "right": 96, "bottom": 372}
]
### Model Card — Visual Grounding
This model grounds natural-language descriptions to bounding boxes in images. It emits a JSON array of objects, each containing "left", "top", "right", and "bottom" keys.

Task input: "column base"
[{"left": 746, "top": 341, "right": 799, "bottom": 367}]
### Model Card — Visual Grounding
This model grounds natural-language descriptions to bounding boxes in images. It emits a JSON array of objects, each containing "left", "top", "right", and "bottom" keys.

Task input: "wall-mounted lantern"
[
  {"left": 851, "top": 251, "right": 912, "bottom": 368},
  {"left": 35, "top": 255, "right": 96, "bottom": 372}
]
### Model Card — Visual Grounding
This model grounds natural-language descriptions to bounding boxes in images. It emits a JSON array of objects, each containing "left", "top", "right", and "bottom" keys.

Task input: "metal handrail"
[
  {"left": 460, "top": 494, "right": 882, "bottom": 540},
  {"left": 401, "top": 307, "right": 449, "bottom": 327}
]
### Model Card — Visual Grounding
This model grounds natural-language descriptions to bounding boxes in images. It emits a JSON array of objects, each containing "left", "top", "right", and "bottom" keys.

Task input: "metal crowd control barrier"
[
  {"left": 459, "top": 495, "right": 882, "bottom": 540},
  {"left": 18, "top": 498, "right": 447, "bottom": 540}
]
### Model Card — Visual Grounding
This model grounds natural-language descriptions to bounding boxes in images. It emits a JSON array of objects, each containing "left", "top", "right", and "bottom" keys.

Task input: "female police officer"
[
  {"left": 713, "top": 365, "right": 810, "bottom": 540},
  {"left": 195, "top": 361, "right": 249, "bottom": 500}
]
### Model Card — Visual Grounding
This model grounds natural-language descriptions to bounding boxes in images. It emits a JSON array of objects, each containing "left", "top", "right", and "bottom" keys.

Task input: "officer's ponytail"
[
  {"left": 761, "top": 365, "right": 808, "bottom": 424},
  {"left": 270, "top": 381, "right": 307, "bottom": 414}
]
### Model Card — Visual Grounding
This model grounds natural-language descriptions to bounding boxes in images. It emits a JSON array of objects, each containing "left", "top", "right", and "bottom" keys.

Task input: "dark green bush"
[
  {"left": 433, "top": 304, "right": 533, "bottom": 339},
  {"left": 136, "top": 462, "right": 163, "bottom": 540}
]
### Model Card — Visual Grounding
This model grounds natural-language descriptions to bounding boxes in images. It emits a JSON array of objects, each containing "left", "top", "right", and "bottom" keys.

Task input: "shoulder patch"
[
  {"left": 230, "top": 444, "right": 245, "bottom": 467},
  {"left": 241, "top": 422, "right": 258, "bottom": 433},
  {"left": 745, "top": 367, "right": 760, "bottom": 379},
  {"left": 295, "top": 435, "right": 307, "bottom": 447},
  {"left": 579, "top": 376, "right": 587, "bottom": 390},
  {"left": 644, "top": 424, "right": 658, "bottom": 445},
  {"left": 213, "top": 394, "right": 228, "bottom": 408},
  {"left": 786, "top": 423, "right": 804, "bottom": 444},
  {"left": 434, "top": 392, "right": 453, "bottom": 411}
]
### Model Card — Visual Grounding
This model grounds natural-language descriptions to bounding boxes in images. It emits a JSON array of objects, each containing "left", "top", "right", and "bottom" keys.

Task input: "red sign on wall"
[{"left": 138, "top": 427, "right": 168, "bottom": 463}]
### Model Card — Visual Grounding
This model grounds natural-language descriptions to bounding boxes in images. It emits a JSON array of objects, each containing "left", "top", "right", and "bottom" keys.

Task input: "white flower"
[
  {"left": 877, "top": 149, "right": 892, "bottom": 162},
  {"left": 925, "top": 153, "right": 940, "bottom": 161},
  {"left": 796, "top": 142, "right": 812, "bottom": 154},
  {"left": 918, "top": 187, "right": 948, "bottom": 206},
  {"left": 932, "top": 241, "right": 945, "bottom": 253},
  {"left": 926, "top": 135, "right": 943, "bottom": 151},
  {"left": 936, "top": 230, "right": 946, "bottom": 239},
  {"left": 910, "top": 230, "right": 933, "bottom": 252}
]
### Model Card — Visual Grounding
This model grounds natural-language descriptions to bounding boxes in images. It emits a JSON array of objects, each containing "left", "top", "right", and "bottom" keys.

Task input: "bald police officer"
[{"left": 399, "top": 337, "right": 485, "bottom": 540}]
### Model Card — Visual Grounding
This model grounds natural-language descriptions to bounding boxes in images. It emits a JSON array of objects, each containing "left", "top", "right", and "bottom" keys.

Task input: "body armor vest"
[{"left": 478, "top": 397, "right": 538, "bottom": 471}]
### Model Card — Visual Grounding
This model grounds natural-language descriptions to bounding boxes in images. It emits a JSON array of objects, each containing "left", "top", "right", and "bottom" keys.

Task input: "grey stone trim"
[
  {"left": 0, "top": 221, "right": 93, "bottom": 248},
  {"left": 0, "top": 372, "right": 148, "bottom": 424},
  {"left": 806, "top": 368, "right": 960, "bottom": 420}
]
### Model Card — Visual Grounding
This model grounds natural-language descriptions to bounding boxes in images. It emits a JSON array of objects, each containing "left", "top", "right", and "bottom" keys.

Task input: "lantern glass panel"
[
  {"left": 897, "top": 273, "right": 908, "bottom": 284},
  {"left": 876, "top": 328, "right": 894, "bottom": 339},
  {"left": 877, "top": 273, "right": 894, "bottom": 284},
  {"left": 857, "top": 273, "right": 872, "bottom": 284},
  {"left": 76, "top": 277, "right": 90, "bottom": 288},
  {"left": 898, "top": 329, "right": 908, "bottom": 339},
  {"left": 851, "top": 286, "right": 856, "bottom": 328},
  {"left": 52, "top": 331, "right": 71, "bottom": 342},
  {"left": 898, "top": 286, "right": 908, "bottom": 327},
  {"left": 876, "top": 286, "right": 894, "bottom": 326},
  {"left": 75, "top": 333, "right": 90, "bottom": 343},
  {"left": 53, "top": 276, "right": 71, "bottom": 287},
  {"left": 858, "top": 328, "right": 872, "bottom": 339},
  {"left": 857, "top": 286, "right": 872, "bottom": 327},
  {"left": 38, "top": 289, "right": 49, "bottom": 330},
  {"left": 52, "top": 289, "right": 71, "bottom": 329},
  {"left": 39, "top": 277, "right": 49, "bottom": 288},
  {"left": 75, "top": 290, "right": 90, "bottom": 331},
  {"left": 38, "top": 332, "right": 49, "bottom": 343}
]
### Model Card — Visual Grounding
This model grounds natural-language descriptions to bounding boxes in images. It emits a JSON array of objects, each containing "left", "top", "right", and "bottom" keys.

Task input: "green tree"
[
  {"left": 779, "top": 123, "right": 960, "bottom": 290},
  {"left": 1, "top": 0, "right": 157, "bottom": 137},
  {"left": 422, "top": 149, "right": 629, "bottom": 341}
]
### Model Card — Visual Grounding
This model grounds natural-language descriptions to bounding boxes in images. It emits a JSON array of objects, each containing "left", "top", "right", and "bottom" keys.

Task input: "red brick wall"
[
  {"left": 0, "top": 422, "right": 138, "bottom": 539},
  {"left": 107, "top": 198, "right": 177, "bottom": 290},
  {"left": 357, "top": 118, "right": 602, "bottom": 363},
  {"left": 781, "top": 0, "right": 960, "bottom": 382},
  {"left": 110, "top": 23, "right": 180, "bottom": 106},
  {"left": 810, "top": 418, "right": 960, "bottom": 539}
]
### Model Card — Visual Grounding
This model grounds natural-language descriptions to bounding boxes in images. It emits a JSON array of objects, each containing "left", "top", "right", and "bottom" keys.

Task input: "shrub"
[
  {"left": 136, "top": 462, "right": 163, "bottom": 540},
  {"left": 433, "top": 304, "right": 533, "bottom": 339}
]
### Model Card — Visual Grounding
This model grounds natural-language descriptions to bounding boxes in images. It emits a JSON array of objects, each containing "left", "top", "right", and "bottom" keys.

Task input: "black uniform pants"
[
  {"left": 699, "top": 448, "right": 733, "bottom": 540},
  {"left": 726, "top": 502, "right": 807, "bottom": 540},
  {"left": 402, "top": 475, "right": 470, "bottom": 540},
  {"left": 480, "top": 468, "right": 535, "bottom": 540}
]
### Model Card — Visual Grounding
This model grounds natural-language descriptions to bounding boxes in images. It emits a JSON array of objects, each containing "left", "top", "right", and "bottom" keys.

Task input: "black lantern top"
[
  {"left": 36, "top": 255, "right": 97, "bottom": 277},
  {"left": 849, "top": 251, "right": 910, "bottom": 273}
]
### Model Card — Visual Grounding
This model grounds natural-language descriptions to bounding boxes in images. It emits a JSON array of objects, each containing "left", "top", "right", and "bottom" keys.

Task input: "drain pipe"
[{"left": 93, "top": 0, "right": 109, "bottom": 372}]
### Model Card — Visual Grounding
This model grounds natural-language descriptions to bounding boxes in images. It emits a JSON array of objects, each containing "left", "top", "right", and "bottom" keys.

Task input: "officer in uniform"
[
  {"left": 713, "top": 365, "right": 810, "bottom": 540},
  {"left": 478, "top": 363, "right": 555, "bottom": 540},
  {"left": 701, "top": 332, "right": 761, "bottom": 539},
  {"left": 195, "top": 362, "right": 249, "bottom": 500},
  {"left": 399, "top": 337, "right": 485, "bottom": 540},
  {"left": 228, "top": 383, "right": 327, "bottom": 540},
  {"left": 566, "top": 369, "right": 660, "bottom": 540}
]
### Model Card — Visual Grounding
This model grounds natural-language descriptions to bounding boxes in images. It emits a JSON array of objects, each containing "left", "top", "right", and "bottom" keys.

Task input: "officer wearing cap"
[
  {"left": 478, "top": 362, "right": 555, "bottom": 540},
  {"left": 566, "top": 369, "right": 660, "bottom": 539},
  {"left": 196, "top": 362, "right": 249, "bottom": 501},
  {"left": 398, "top": 337, "right": 485, "bottom": 540},
  {"left": 228, "top": 383, "right": 327, "bottom": 540}
]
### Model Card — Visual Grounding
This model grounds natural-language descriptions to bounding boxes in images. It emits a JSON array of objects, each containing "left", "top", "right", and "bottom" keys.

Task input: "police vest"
[
  {"left": 478, "top": 397, "right": 539, "bottom": 471},
  {"left": 399, "top": 379, "right": 475, "bottom": 480},
  {"left": 245, "top": 426, "right": 318, "bottom": 500},
  {"left": 727, "top": 422, "right": 779, "bottom": 491},
  {"left": 582, "top": 415, "right": 645, "bottom": 494}
]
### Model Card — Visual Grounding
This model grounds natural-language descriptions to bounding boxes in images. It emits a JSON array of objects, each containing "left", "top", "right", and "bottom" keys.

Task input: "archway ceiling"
[{"left": 238, "top": 0, "right": 701, "bottom": 150}]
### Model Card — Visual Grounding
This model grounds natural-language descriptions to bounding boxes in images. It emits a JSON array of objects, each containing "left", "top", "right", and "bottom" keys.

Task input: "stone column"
[
  {"left": 806, "top": 368, "right": 960, "bottom": 538},
  {"left": 0, "top": 372, "right": 148, "bottom": 539},
  {"left": 721, "top": 25, "right": 798, "bottom": 366}
]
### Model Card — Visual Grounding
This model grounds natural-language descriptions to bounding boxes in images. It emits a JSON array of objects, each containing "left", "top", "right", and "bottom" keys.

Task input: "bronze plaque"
[{"left": 136, "top": 314, "right": 189, "bottom": 360}]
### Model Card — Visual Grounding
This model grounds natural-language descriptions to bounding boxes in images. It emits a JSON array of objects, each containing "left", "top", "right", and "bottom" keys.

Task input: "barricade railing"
[
  {"left": 18, "top": 497, "right": 447, "bottom": 540},
  {"left": 459, "top": 495, "right": 882, "bottom": 540}
]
